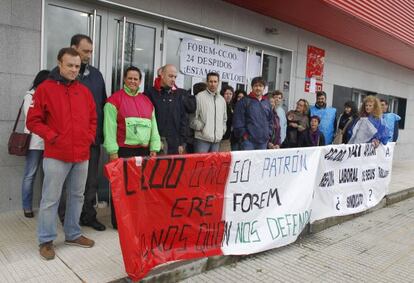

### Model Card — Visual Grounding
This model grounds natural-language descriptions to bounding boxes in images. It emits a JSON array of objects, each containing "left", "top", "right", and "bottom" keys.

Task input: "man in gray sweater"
[{"left": 190, "top": 72, "right": 227, "bottom": 152}]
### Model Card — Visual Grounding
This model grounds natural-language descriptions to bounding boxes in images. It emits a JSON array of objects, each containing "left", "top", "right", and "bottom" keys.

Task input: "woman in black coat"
[{"left": 299, "top": 115, "right": 325, "bottom": 147}]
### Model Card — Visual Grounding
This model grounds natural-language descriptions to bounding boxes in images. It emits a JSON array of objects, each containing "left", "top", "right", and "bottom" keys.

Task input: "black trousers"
[
  {"left": 110, "top": 147, "right": 149, "bottom": 229},
  {"left": 80, "top": 144, "right": 101, "bottom": 223},
  {"left": 160, "top": 136, "right": 180, "bottom": 155},
  {"left": 58, "top": 144, "right": 101, "bottom": 224}
]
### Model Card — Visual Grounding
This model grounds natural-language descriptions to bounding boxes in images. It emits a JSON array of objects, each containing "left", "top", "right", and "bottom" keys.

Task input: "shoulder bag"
[{"left": 8, "top": 100, "right": 31, "bottom": 156}]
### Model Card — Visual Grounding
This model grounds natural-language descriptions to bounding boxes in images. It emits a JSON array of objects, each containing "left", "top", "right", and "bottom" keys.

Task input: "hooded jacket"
[
  {"left": 233, "top": 93, "right": 273, "bottom": 144},
  {"left": 26, "top": 68, "right": 97, "bottom": 162}
]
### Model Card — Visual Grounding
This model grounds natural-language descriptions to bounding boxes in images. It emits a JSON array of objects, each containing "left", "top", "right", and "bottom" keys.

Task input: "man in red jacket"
[{"left": 27, "top": 48, "right": 97, "bottom": 261}]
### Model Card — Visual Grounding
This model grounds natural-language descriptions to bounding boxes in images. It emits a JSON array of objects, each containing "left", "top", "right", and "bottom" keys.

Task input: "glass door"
[
  {"left": 108, "top": 13, "right": 162, "bottom": 94},
  {"left": 262, "top": 53, "right": 278, "bottom": 92},
  {"left": 219, "top": 37, "right": 262, "bottom": 93},
  {"left": 43, "top": 0, "right": 107, "bottom": 70}
]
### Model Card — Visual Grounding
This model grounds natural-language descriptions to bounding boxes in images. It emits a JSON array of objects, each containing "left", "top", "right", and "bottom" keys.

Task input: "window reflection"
[
  {"left": 113, "top": 21, "right": 155, "bottom": 93},
  {"left": 262, "top": 54, "right": 278, "bottom": 92},
  {"left": 45, "top": 5, "right": 100, "bottom": 69}
]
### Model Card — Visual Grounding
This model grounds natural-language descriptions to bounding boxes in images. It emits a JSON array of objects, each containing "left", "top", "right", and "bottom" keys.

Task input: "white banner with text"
[
  {"left": 179, "top": 38, "right": 247, "bottom": 83},
  {"left": 222, "top": 147, "right": 321, "bottom": 255},
  {"left": 310, "top": 143, "right": 394, "bottom": 222}
]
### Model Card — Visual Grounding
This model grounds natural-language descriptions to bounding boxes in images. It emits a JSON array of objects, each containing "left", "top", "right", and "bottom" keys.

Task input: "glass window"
[
  {"left": 44, "top": 4, "right": 101, "bottom": 69},
  {"left": 112, "top": 21, "right": 156, "bottom": 93},
  {"left": 166, "top": 29, "right": 214, "bottom": 90},
  {"left": 262, "top": 54, "right": 278, "bottom": 93}
]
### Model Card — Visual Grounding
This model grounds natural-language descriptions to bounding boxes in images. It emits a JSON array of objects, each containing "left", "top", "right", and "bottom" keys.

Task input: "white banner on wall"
[
  {"left": 180, "top": 38, "right": 246, "bottom": 84},
  {"left": 310, "top": 143, "right": 395, "bottom": 222},
  {"left": 221, "top": 148, "right": 321, "bottom": 255}
]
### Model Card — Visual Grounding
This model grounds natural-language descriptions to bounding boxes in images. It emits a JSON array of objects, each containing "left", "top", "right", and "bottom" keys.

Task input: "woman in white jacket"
[{"left": 21, "top": 70, "right": 49, "bottom": 218}]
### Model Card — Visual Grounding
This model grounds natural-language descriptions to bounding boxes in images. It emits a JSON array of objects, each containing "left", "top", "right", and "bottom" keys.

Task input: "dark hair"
[
  {"left": 124, "top": 66, "right": 142, "bottom": 80},
  {"left": 206, "top": 72, "right": 220, "bottom": 81},
  {"left": 310, "top": 115, "right": 320, "bottom": 123},
  {"left": 30, "top": 70, "right": 50, "bottom": 90},
  {"left": 235, "top": 89, "right": 247, "bottom": 97},
  {"left": 251, "top": 76, "right": 266, "bottom": 87},
  {"left": 316, "top": 91, "right": 326, "bottom": 97},
  {"left": 380, "top": 99, "right": 388, "bottom": 105},
  {"left": 232, "top": 89, "right": 247, "bottom": 105},
  {"left": 343, "top": 100, "right": 358, "bottom": 117},
  {"left": 271, "top": 90, "right": 283, "bottom": 98},
  {"left": 193, "top": 82, "right": 207, "bottom": 95},
  {"left": 220, "top": 85, "right": 234, "bottom": 96},
  {"left": 57, "top": 48, "right": 80, "bottom": 61},
  {"left": 70, "top": 34, "right": 93, "bottom": 46}
]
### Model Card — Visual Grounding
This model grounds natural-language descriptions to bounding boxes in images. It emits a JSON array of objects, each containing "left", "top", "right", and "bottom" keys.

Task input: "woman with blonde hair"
[
  {"left": 282, "top": 98, "right": 310, "bottom": 148},
  {"left": 347, "top": 95, "right": 389, "bottom": 147}
]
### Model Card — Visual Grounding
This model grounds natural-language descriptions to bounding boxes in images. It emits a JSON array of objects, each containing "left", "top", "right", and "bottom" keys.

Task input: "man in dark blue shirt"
[{"left": 59, "top": 34, "right": 107, "bottom": 231}]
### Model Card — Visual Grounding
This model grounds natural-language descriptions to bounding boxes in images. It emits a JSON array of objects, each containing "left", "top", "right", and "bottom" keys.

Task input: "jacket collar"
[
  {"left": 315, "top": 103, "right": 326, "bottom": 109},
  {"left": 124, "top": 84, "right": 139, "bottom": 96},
  {"left": 248, "top": 92, "right": 264, "bottom": 101},
  {"left": 206, "top": 88, "right": 219, "bottom": 96},
  {"left": 49, "top": 67, "right": 76, "bottom": 85},
  {"left": 153, "top": 76, "right": 177, "bottom": 92},
  {"left": 78, "top": 63, "right": 90, "bottom": 79}
]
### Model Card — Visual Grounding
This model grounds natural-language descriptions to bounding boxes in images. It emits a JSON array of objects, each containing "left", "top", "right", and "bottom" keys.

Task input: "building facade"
[{"left": 1, "top": 0, "right": 413, "bottom": 212}]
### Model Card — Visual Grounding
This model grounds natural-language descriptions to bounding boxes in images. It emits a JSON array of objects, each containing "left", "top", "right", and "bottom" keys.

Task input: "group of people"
[{"left": 20, "top": 33, "right": 400, "bottom": 261}]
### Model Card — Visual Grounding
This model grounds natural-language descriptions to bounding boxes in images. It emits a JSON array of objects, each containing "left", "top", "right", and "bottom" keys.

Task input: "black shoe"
[
  {"left": 81, "top": 220, "right": 106, "bottom": 231},
  {"left": 24, "top": 210, "right": 34, "bottom": 218}
]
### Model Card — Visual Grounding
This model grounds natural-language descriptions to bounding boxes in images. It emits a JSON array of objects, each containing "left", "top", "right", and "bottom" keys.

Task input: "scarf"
[{"left": 310, "top": 129, "right": 321, "bottom": 146}]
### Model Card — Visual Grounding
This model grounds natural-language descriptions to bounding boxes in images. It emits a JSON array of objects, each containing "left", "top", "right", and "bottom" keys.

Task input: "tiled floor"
[
  {"left": 0, "top": 210, "right": 126, "bottom": 283},
  {"left": 183, "top": 197, "right": 414, "bottom": 283},
  {"left": 0, "top": 159, "right": 413, "bottom": 283},
  {"left": 388, "top": 159, "right": 414, "bottom": 194}
]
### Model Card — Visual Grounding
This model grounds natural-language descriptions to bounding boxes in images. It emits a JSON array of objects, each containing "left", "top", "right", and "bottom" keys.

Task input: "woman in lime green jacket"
[{"left": 103, "top": 66, "right": 161, "bottom": 229}]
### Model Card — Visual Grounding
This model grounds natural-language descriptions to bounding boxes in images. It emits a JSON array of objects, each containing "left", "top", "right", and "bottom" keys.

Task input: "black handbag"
[{"left": 8, "top": 100, "right": 31, "bottom": 156}]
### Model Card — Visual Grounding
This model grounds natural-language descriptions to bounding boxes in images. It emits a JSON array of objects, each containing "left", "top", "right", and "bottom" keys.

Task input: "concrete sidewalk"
[
  {"left": 0, "top": 209, "right": 125, "bottom": 282},
  {"left": 0, "top": 160, "right": 412, "bottom": 283},
  {"left": 182, "top": 196, "right": 414, "bottom": 283}
]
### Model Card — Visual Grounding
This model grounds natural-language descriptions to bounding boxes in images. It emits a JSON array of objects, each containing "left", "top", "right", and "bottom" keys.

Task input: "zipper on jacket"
[
  {"left": 67, "top": 84, "right": 75, "bottom": 161},
  {"left": 214, "top": 95, "right": 217, "bottom": 143}
]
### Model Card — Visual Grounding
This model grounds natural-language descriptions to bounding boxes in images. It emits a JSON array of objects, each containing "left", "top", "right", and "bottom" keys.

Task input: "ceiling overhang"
[{"left": 224, "top": 0, "right": 414, "bottom": 70}]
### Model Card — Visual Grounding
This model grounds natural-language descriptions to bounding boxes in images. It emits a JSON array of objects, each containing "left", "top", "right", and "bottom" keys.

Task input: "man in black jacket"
[
  {"left": 59, "top": 34, "right": 107, "bottom": 231},
  {"left": 146, "top": 64, "right": 195, "bottom": 154}
]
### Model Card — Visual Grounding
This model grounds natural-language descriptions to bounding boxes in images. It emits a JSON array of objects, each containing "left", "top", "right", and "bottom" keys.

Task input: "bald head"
[{"left": 160, "top": 64, "right": 177, "bottom": 88}]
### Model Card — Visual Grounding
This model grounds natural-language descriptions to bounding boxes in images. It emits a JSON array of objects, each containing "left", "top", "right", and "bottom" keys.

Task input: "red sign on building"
[{"left": 304, "top": 45, "right": 325, "bottom": 92}]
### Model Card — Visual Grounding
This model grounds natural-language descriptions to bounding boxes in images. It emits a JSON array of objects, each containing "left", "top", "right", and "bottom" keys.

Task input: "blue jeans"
[
  {"left": 194, "top": 139, "right": 220, "bottom": 153},
  {"left": 241, "top": 139, "right": 268, "bottom": 150},
  {"left": 38, "top": 158, "right": 88, "bottom": 244},
  {"left": 21, "top": 149, "right": 43, "bottom": 210}
]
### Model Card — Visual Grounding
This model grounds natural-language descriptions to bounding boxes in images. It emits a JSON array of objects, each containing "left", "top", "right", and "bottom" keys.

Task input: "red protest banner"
[{"left": 104, "top": 153, "right": 231, "bottom": 281}]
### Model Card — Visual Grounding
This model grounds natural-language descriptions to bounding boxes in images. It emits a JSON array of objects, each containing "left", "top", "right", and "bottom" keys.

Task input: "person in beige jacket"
[{"left": 190, "top": 72, "right": 227, "bottom": 152}]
